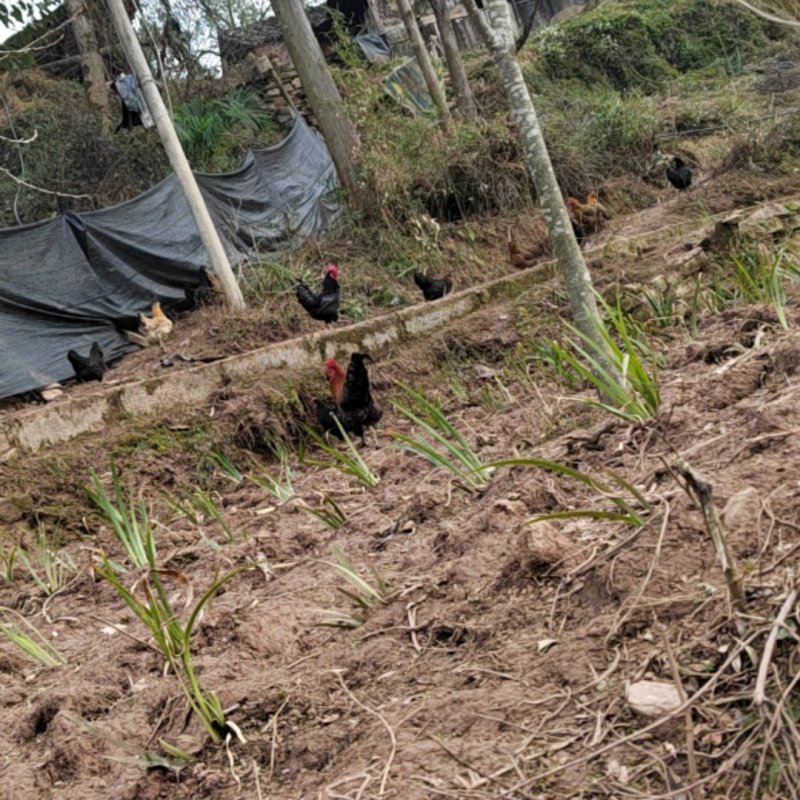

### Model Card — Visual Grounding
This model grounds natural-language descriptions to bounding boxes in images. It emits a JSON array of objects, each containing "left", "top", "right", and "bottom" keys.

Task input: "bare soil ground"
[{"left": 1, "top": 168, "right": 800, "bottom": 799}]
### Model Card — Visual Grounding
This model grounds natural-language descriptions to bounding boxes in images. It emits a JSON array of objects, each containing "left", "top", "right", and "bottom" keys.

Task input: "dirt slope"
[{"left": 1, "top": 173, "right": 800, "bottom": 799}]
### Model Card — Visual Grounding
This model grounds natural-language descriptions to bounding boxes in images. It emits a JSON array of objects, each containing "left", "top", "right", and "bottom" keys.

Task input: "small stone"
[
  {"left": 722, "top": 486, "right": 761, "bottom": 531},
  {"left": 626, "top": 680, "right": 681, "bottom": 717}
]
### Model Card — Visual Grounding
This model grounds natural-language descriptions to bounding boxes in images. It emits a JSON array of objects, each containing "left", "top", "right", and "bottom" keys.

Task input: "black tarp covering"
[{"left": 0, "top": 114, "right": 341, "bottom": 401}]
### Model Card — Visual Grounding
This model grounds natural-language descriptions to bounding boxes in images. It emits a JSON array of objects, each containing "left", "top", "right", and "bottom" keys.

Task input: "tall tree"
[
  {"left": 106, "top": 0, "right": 246, "bottom": 309},
  {"left": 270, "top": 0, "right": 362, "bottom": 202},
  {"left": 65, "top": 0, "right": 111, "bottom": 127},
  {"left": 394, "top": 0, "right": 454, "bottom": 134},
  {"left": 429, "top": 0, "right": 477, "bottom": 123},
  {"left": 464, "top": 0, "right": 613, "bottom": 369}
]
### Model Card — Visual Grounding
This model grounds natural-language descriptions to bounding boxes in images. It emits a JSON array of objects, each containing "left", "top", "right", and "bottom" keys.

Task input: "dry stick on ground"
[
  {"left": 753, "top": 663, "right": 800, "bottom": 794},
  {"left": 251, "top": 759, "right": 263, "bottom": 800},
  {"left": 659, "top": 626, "right": 700, "bottom": 800},
  {"left": 678, "top": 461, "right": 746, "bottom": 612},
  {"left": 606, "top": 502, "right": 670, "bottom": 644},
  {"left": 754, "top": 585, "right": 799, "bottom": 705},
  {"left": 267, "top": 696, "right": 290, "bottom": 782},
  {"left": 333, "top": 670, "right": 397, "bottom": 796},
  {"left": 496, "top": 627, "right": 762, "bottom": 796}
]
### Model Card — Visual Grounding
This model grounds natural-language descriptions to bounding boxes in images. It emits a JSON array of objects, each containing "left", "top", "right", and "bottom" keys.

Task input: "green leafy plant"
[
  {"left": 302, "top": 423, "right": 379, "bottom": 488},
  {"left": 530, "top": 339, "right": 580, "bottom": 389},
  {"left": 389, "top": 382, "right": 493, "bottom": 490},
  {"left": 87, "top": 460, "right": 151, "bottom": 569},
  {"left": 207, "top": 450, "right": 244, "bottom": 483},
  {"left": 0, "top": 607, "right": 65, "bottom": 666},
  {"left": 249, "top": 439, "right": 296, "bottom": 502},
  {"left": 95, "top": 540, "right": 245, "bottom": 743},
  {"left": 165, "top": 488, "right": 236, "bottom": 545},
  {"left": 316, "top": 545, "right": 387, "bottom": 628},
  {"left": 89, "top": 463, "right": 246, "bottom": 744},
  {"left": 17, "top": 528, "right": 77, "bottom": 596},
  {"left": 0, "top": 543, "right": 18, "bottom": 583},
  {"left": 550, "top": 295, "right": 661, "bottom": 422},
  {"left": 730, "top": 243, "right": 798, "bottom": 330},
  {"left": 488, "top": 458, "right": 650, "bottom": 526},
  {"left": 298, "top": 494, "right": 347, "bottom": 530},
  {"left": 173, "top": 89, "right": 279, "bottom": 170}
]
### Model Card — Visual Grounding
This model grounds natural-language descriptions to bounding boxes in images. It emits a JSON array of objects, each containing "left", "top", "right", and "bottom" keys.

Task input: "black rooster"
[
  {"left": 325, "top": 353, "right": 383, "bottom": 445},
  {"left": 666, "top": 157, "right": 692, "bottom": 190},
  {"left": 295, "top": 263, "right": 340, "bottom": 323},
  {"left": 67, "top": 342, "right": 106, "bottom": 382},
  {"left": 185, "top": 268, "right": 220, "bottom": 308},
  {"left": 413, "top": 271, "right": 453, "bottom": 301}
]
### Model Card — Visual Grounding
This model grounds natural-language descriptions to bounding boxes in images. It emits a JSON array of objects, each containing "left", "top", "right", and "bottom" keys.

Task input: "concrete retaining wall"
[{"left": 0, "top": 262, "right": 557, "bottom": 459}]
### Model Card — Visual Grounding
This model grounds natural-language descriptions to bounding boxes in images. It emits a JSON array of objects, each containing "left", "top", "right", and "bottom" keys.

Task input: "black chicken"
[
  {"left": 295, "top": 263, "right": 340, "bottom": 323},
  {"left": 325, "top": 353, "right": 383, "bottom": 445},
  {"left": 312, "top": 397, "right": 347, "bottom": 440},
  {"left": 666, "top": 157, "right": 692, "bottom": 190},
  {"left": 185, "top": 268, "right": 220, "bottom": 308},
  {"left": 67, "top": 342, "right": 106, "bottom": 382},
  {"left": 413, "top": 271, "right": 453, "bottom": 301}
]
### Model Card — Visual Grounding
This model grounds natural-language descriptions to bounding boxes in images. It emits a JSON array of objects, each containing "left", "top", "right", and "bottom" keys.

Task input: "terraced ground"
[{"left": 2, "top": 156, "right": 800, "bottom": 799}]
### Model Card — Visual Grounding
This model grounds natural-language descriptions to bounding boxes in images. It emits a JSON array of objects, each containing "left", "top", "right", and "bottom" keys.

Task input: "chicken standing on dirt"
[
  {"left": 566, "top": 192, "right": 610, "bottom": 235},
  {"left": 125, "top": 301, "right": 174, "bottom": 349},
  {"left": 67, "top": 342, "right": 106, "bottom": 382},
  {"left": 323, "top": 353, "right": 383, "bottom": 445},
  {"left": 507, "top": 227, "right": 545, "bottom": 270},
  {"left": 295, "top": 264, "right": 340, "bottom": 324},
  {"left": 413, "top": 271, "right": 453, "bottom": 301},
  {"left": 666, "top": 157, "right": 692, "bottom": 190},
  {"left": 185, "top": 268, "right": 222, "bottom": 308}
]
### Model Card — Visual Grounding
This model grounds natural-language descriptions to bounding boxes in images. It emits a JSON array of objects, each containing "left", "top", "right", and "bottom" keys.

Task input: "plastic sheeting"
[
  {"left": 381, "top": 55, "right": 445, "bottom": 117},
  {"left": 0, "top": 114, "right": 341, "bottom": 401}
]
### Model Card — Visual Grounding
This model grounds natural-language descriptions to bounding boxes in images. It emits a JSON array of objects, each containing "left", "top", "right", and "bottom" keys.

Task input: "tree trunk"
[
  {"left": 105, "top": 0, "right": 246, "bottom": 310},
  {"left": 270, "top": 0, "right": 362, "bottom": 203},
  {"left": 429, "top": 0, "right": 478, "bottom": 123},
  {"left": 464, "top": 0, "right": 612, "bottom": 367},
  {"left": 65, "top": 0, "right": 111, "bottom": 128},
  {"left": 394, "top": 0, "right": 454, "bottom": 134}
]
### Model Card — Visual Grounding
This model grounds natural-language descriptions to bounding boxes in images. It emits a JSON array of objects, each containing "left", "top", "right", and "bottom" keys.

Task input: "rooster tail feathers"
[
  {"left": 295, "top": 283, "right": 319, "bottom": 311},
  {"left": 413, "top": 272, "right": 433, "bottom": 294}
]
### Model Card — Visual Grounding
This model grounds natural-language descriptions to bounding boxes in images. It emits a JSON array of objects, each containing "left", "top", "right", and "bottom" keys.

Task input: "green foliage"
[
  {"left": 532, "top": 0, "right": 771, "bottom": 91},
  {"left": 0, "top": 606, "right": 65, "bottom": 666},
  {"left": 488, "top": 458, "right": 650, "bottom": 527},
  {"left": 17, "top": 528, "right": 76, "bottom": 596},
  {"left": 298, "top": 494, "right": 347, "bottom": 529},
  {"left": 389, "top": 382, "right": 493, "bottom": 491},
  {"left": 301, "top": 422, "right": 380, "bottom": 488},
  {"left": 173, "top": 89, "right": 280, "bottom": 171},
  {"left": 551, "top": 296, "right": 661, "bottom": 422},
  {"left": 316, "top": 545, "right": 387, "bottom": 629},
  {"left": 86, "top": 461, "right": 151, "bottom": 569},
  {"left": 96, "top": 552, "right": 245, "bottom": 743},
  {"left": 90, "top": 461, "right": 246, "bottom": 743},
  {"left": 729, "top": 242, "right": 800, "bottom": 329}
]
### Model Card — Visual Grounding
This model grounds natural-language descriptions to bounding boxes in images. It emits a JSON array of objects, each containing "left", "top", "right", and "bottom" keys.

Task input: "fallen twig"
[
  {"left": 754, "top": 586, "right": 798, "bottom": 706},
  {"left": 678, "top": 461, "right": 746, "bottom": 611},
  {"left": 333, "top": 671, "right": 397, "bottom": 796},
  {"left": 660, "top": 626, "right": 699, "bottom": 800}
]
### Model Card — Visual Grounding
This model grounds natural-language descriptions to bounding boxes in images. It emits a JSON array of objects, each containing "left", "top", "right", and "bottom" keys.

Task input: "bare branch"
[
  {"left": 729, "top": 0, "right": 799, "bottom": 27},
  {"left": 0, "top": 129, "right": 37, "bottom": 144},
  {"left": 0, "top": 165, "right": 93, "bottom": 200}
]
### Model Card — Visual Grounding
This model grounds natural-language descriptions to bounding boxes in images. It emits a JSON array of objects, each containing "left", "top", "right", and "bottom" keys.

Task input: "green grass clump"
[
  {"left": 389, "top": 382, "right": 493, "bottom": 491},
  {"left": 532, "top": 0, "right": 772, "bottom": 91}
]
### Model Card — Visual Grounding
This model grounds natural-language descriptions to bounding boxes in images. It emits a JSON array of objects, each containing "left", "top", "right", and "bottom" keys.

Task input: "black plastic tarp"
[{"left": 0, "top": 114, "right": 341, "bottom": 401}]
